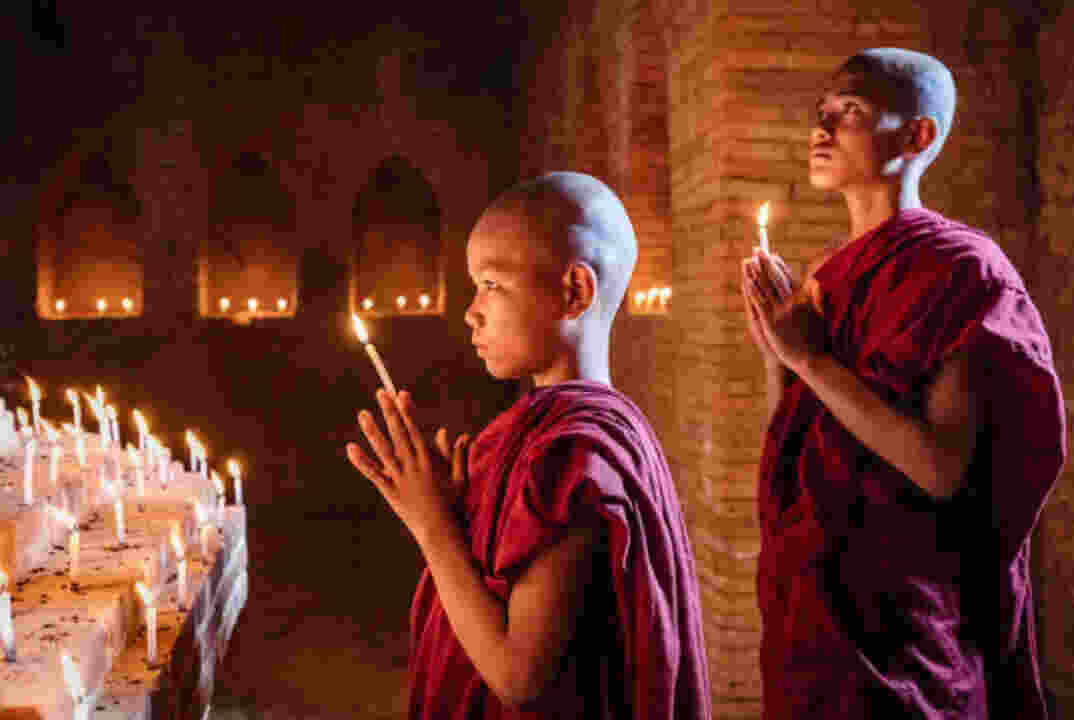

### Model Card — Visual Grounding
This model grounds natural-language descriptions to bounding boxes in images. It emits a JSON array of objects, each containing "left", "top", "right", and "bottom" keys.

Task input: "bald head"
[
  {"left": 486, "top": 172, "right": 638, "bottom": 324},
  {"left": 835, "top": 48, "right": 957, "bottom": 163}
]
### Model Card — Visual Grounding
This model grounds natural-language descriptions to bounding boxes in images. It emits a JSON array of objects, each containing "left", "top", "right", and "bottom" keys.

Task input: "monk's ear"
[
  {"left": 904, "top": 115, "right": 939, "bottom": 157},
  {"left": 563, "top": 261, "right": 598, "bottom": 320}
]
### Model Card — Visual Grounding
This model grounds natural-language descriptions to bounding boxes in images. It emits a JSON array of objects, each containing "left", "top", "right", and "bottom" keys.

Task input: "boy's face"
[
  {"left": 809, "top": 71, "right": 906, "bottom": 191},
  {"left": 465, "top": 210, "right": 565, "bottom": 381}
]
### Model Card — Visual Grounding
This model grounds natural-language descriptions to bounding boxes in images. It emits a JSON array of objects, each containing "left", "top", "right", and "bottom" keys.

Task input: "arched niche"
[
  {"left": 37, "top": 145, "right": 145, "bottom": 319},
  {"left": 349, "top": 156, "right": 444, "bottom": 317},
  {"left": 200, "top": 150, "right": 299, "bottom": 321}
]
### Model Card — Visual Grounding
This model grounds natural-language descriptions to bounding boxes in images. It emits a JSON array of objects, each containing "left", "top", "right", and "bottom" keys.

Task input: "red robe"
[
  {"left": 408, "top": 380, "right": 711, "bottom": 720},
  {"left": 758, "top": 208, "right": 1067, "bottom": 718}
]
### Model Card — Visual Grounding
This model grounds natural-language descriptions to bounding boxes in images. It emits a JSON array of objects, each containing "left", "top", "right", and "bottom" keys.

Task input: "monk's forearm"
[
  {"left": 794, "top": 352, "right": 960, "bottom": 499},
  {"left": 415, "top": 521, "right": 525, "bottom": 704}
]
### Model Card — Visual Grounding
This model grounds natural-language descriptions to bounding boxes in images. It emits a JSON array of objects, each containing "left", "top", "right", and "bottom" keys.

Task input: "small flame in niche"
[
  {"left": 419, "top": 293, "right": 431, "bottom": 310},
  {"left": 219, "top": 297, "right": 231, "bottom": 312},
  {"left": 396, "top": 295, "right": 407, "bottom": 310},
  {"left": 55, "top": 299, "right": 66, "bottom": 314},
  {"left": 97, "top": 299, "right": 107, "bottom": 313},
  {"left": 122, "top": 298, "right": 133, "bottom": 313},
  {"left": 247, "top": 298, "right": 259, "bottom": 313},
  {"left": 362, "top": 297, "right": 374, "bottom": 311},
  {"left": 277, "top": 297, "right": 288, "bottom": 312}
]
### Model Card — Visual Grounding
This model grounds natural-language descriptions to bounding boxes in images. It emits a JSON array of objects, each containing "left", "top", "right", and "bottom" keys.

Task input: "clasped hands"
[
  {"left": 346, "top": 389, "right": 470, "bottom": 546},
  {"left": 741, "top": 248, "right": 826, "bottom": 373}
]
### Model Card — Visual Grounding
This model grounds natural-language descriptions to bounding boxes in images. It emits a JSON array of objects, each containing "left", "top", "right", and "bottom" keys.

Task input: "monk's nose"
[{"left": 811, "top": 123, "right": 834, "bottom": 146}]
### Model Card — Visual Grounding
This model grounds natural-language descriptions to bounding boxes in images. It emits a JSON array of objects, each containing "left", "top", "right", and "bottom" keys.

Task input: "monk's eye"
[
  {"left": 481, "top": 280, "right": 499, "bottom": 291},
  {"left": 843, "top": 101, "right": 862, "bottom": 115}
]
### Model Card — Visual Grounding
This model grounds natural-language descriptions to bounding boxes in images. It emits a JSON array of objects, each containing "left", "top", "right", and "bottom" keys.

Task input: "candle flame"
[
  {"left": 419, "top": 293, "right": 431, "bottom": 309},
  {"left": 27, "top": 377, "right": 40, "bottom": 402},
  {"left": 396, "top": 295, "right": 407, "bottom": 310},
  {"left": 97, "top": 298, "right": 107, "bottom": 313},
  {"left": 133, "top": 410, "right": 148, "bottom": 433},
  {"left": 170, "top": 524, "right": 184, "bottom": 556},
  {"left": 16, "top": 407, "right": 28, "bottom": 430},
  {"left": 661, "top": 287, "right": 672, "bottom": 302},
  {"left": 122, "top": 298, "right": 133, "bottom": 313},
  {"left": 757, "top": 201, "right": 770, "bottom": 228},
  {"left": 352, "top": 313, "right": 370, "bottom": 344},
  {"left": 247, "top": 297, "right": 259, "bottom": 312},
  {"left": 227, "top": 458, "right": 241, "bottom": 479},
  {"left": 634, "top": 290, "right": 645, "bottom": 306},
  {"left": 219, "top": 297, "right": 231, "bottom": 312},
  {"left": 55, "top": 299, "right": 66, "bottom": 313},
  {"left": 66, "top": 388, "right": 78, "bottom": 405},
  {"left": 362, "top": 296, "right": 374, "bottom": 311},
  {"left": 212, "top": 470, "right": 224, "bottom": 495},
  {"left": 277, "top": 297, "right": 288, "bottom": 311},
  {"left": 185, "top": 430, "right": 196, "bottom": 447},
  {"left": 135, "top": 581, "right": 153, "bottom": 606}
]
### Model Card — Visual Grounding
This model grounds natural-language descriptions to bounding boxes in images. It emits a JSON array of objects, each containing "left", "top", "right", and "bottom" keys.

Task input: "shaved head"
[
  {"left": 485, "top": 172, "right": 638, "bottom": 324},
  {"left": 833, "top": 48, "right": 957, "bottom": 163}
]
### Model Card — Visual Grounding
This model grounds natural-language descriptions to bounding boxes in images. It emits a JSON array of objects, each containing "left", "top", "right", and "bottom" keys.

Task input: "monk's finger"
[
  {"left": 347, "top": 442, "right": 395, "bottom": 494},
  {"left": 452, "top": 434, "right": 470, "bottom": 490},
  {"left": 377, "top": 389, "right": 417, "bottom": 467},
  {"left": 758, "top": 252, "right": 791, "bottom": 299},
  {"left": 395, "top": 390, "right": 430, "bottom": 463},
  {"left": 435, "top": 427, "right": 451, "bottom": 462},
  {"left": 358, "top": 409, "right": 402, "bottom": 478}
]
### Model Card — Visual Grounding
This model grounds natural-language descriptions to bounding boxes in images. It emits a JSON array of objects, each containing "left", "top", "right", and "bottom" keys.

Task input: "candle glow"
[
  {"left": 219, "top": 297, "right": 231, "bottom": 312},
  {"left": 396, "top": 295, "right": 407, "bottom": 310},
  {"left": 419, "top": 293, "right": 431, "bottom": 309},
  {"left": 362, "top": 296, "right": 374, "bottom": 311},
  {"left": 277, "top": 297, "right": 288, "bottom": 311},
  {"left": 27, "top": 377, "right": 41, "bottom": 435},
  {"left": 351, "top": 314, "right": 398, "bottom": 396},
  {"left": 97, "top": 298, "right": 107, "bottom": 313},
  {"left": 66, "top": 388, "right": 82, "bottom": 432},
  {"left": 55, "top": 298, "right": 66, "bottom": 313},
  {"left": 122, "top": 297, "right": 133, "bottom": 313},
  {"left": 135, "top": 582, "right": 157, "bottom": 663},
  {"left": 227, "top": 458, "right": 243, "bottom": 506},
  {"left": 247, "top": 297, "right": 259, "bottom": 312}
]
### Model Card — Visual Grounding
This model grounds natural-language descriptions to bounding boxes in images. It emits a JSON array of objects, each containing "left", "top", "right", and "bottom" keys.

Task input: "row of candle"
[
  {"left": 633, "top": 286, "right": 672, "bottom": 309},
  {"left": 52, "top": 298, "right": 138, "bottom": 315},
  {"left": 359, "top": 293, "right": 433, "bottom": 311},
  {"left": 218, "top": 296, "right": 290, "bottom": 313}
]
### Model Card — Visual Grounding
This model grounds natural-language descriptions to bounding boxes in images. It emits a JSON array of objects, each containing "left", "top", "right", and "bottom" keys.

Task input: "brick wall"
[{"left": 526, "top": 0, "right": 1074, "bottom": 716}]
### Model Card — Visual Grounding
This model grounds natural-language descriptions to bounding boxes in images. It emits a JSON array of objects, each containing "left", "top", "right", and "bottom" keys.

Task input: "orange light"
[
  {"left": 418, "top": 293, "right": 431, "bottom": 309},
  {"left": 219, "top": 297, "right": 231, "bottom": 312},
  {"left": 757, "top": 201, "right": 770, "bottom": 228},
  {"left": 396, "top": 295, "right": 407, "bottom": 310},
  {"left": 247, "top": 298, "right": 259, "bottom": 312},
  {"left": 634, "top": 290, "right": 645, "bottom": 306},
  {"left": 277, "top": 297, "right": 288, "bottom": 311},
  {"left": 351, "top": 314, "right": 369, "bottom": 344},
  {"left": 122, "top": 298, "right": 133, "bottom": 313},
  {"left": 362, "top": 297, "right": 374, "bottom": 311},
  {"left": 55, "top": 299, "right": 66, "bottom": 313},
  {"left": 97, "top": 298, "right": 108, "bottom": 313}
]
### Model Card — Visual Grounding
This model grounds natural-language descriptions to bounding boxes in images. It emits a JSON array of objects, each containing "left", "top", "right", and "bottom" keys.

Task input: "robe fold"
[
  {"left": 409, "top": 380, "right": 711, "bottom": 720},
  {"left": 758, "top": 208, "right": 1066, "bottom": 719}
]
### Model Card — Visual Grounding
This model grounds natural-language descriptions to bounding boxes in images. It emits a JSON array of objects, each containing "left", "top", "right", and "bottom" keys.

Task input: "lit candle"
[
  {"left": 634, "top": 290, "right": 645, "bottom": 307},
  {"left": 45, "top": 423, "right": 62, "bottom": 488},
  {"left": 133, "top": 410, "right": 148, "bottom": 457},
  {"left": 198, "top": 444, "right": 209, "bottom": 485},
  {"left": 170, "top": 524, "right": 187, "bottom": 610},
  {"left": 27, "top": 377, "right": 41, "bottom": 436},
  {"left": 97, "top": 298, "right": 107, "bottom": 313},
  {"left": 757, "top": 201, "right": 771, "bottom": 254},
  {"left": 53, "top": 508, "right": 79, "bottom": 577},
  {"left": 227, "top": 458, "right": 243, "bottom": 506},
  {"left": 61, "top": 650, "right": 88, "bottom": 720},
  {"left": 23, "top": 436, "right": 36, "bottom": 505},
  {"left": 15, "top": 407, "right": 30, "bottom": 438},
  {"left": 185, "top": 430, "right": 197, "bottom": 472},
  {"left": 351, "top": 314, "right": 397, "bottom": 396},
  {"left": 194, "top": 501, "right": 211, "bottom": 558},
  {"left": 419, "top": 293, "right": 431, "bottom": 310},
  {"left": 122, "top": 297, "right": 133, "bottom": 313},
  {"left": 277, "top": 297, "right": 287, "bottom": 312},
  {"left": 55, "top": 298, "right": 66, "bottom": 314},
  {"left": 396, "top": 295, "right": 407, "bottom": 310},
  {"left": 362, "top": 296, "right": 374, "bottom": 311},
  {"left": 86, "top": 390, "right": 109, "bottom": 450},
  {"left": 211, "top": 470, "right": 225, "bottom": 510},
  {"left": 135, "top": 582, "right": 157, "bottom": 663},
  {"left": 114, "top": 496, "right": 125, "bottom": 544},
  {"left": 66, "top": 388, "right": 81, "bottom": 433},
  {"left": 107, "top": 405, "right": 120, "bottom": 450},
  {"left": 219, "top": 297, "right": 231, "bottom": 312},
  {"left": 0, "top": 569, "right": 14, "bottom": 662},
  {"left": 128, "top": 445, "right": 145, "bottom": 496},
  {"left": 247, "top": 297, "right": 259, "bottom": 313},
  {"left": 647, "top": 287, "right": 659, "bottom": 309},
  {"left": 660, "top": 287, "right": 672, "bottom": 307}
]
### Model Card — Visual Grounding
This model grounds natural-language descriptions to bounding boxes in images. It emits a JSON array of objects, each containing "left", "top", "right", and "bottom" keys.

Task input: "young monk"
[
  {"left": 742, "top": 47, "right": 1067, "bottom": 718},
  {"left": 347, "top": 171, "right": 711, "bottom": 719}
]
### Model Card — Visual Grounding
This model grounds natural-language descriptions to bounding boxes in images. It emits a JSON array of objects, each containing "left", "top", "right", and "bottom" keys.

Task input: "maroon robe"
[
  {"left": 758, "top": 208, "right": 1066, "bottom": 718},
  {"left": 408, "top": 380, "right": 711, "bottom": 720}
]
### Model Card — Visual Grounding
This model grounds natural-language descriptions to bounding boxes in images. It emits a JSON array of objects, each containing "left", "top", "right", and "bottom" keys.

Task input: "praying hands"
[
  {"left": 347, "top": 389, "right": 470, "bottom": 546},
  {"left": 742, "top": 250, "right": 826, "bottom": 374}
]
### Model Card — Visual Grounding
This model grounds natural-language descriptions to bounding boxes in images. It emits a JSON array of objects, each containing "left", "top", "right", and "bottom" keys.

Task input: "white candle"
[
  {"left": 61, "top": 650, "right": 87, "bottom": 717},
  {"left": 227, "top": 459, "right": 243, "bottom": 506},
  {"left": 107, "top": 405, "right": 120, "bottom": 450},
  {"left": 27, "top": 377, "right": 41, "bottom": 436},
  {"left": 186, "top": 431, "right": 196, "bottom": 473},
  {"left": 170, "top": 525, "right": 187, "bottom": 610},
  {"left": 128, "top": 445, "right": 145, "bottom": 496},
  {"left": 23, "top": 437, "right": 36, "bottom": 505},
  {"left": 49, "top": 443, "right": 62, "bottom": 488},
  {"left": 757, "top": 201, "right": 771, "bottom": 255},
  {"left": 66, "top": 389, "right": 81, "bottom": 433},
  {"left": 0, "top": 570, "right": 14, "bottom": 662},
  {"left": 194, "top": 501, "right": 211, "bottom": 557},
  {"left": 114, "top": 497, "right": 125, "bottom": 544},
  {"left": 133, "top": 410, "right": 148, "bottom": 458},
  {"left": 212, "top": 470, "right": 225, "bottom": 510},
  {"left": 135, "top": 582, "right": 157, "bottom": 663},
  {"left": 352, "top": 314, "right": 397, "bottom": 396}
]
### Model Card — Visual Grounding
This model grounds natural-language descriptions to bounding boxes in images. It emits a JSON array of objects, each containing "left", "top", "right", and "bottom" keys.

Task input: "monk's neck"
[
  {"left": 841, "top": 179, "right": 923, "bottom": 245},
  {"left": 532, "top": 341, "right": 612, "bottom": 388}
]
